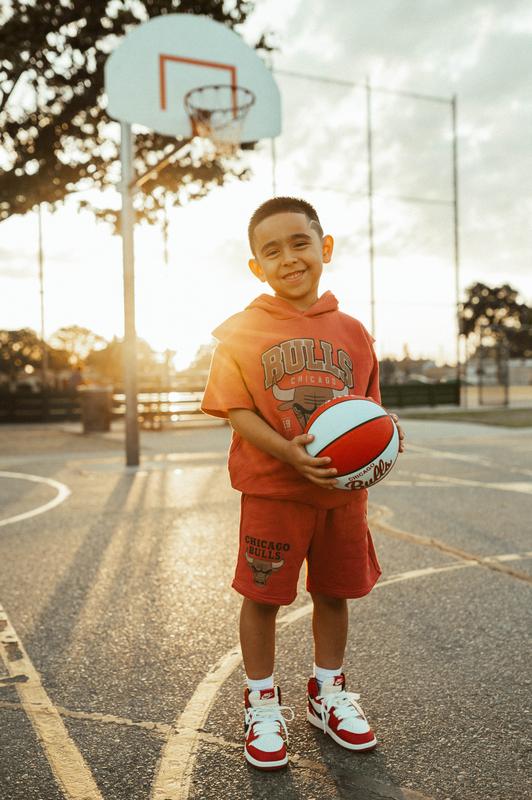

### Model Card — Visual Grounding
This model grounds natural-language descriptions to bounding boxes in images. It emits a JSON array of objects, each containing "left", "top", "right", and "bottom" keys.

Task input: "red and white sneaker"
[
  {"left": 244, "top": 686, "right": 294, "bottom": 770},
  {"left": 307, "top": 674, "right": 377, "bottom": 751}
]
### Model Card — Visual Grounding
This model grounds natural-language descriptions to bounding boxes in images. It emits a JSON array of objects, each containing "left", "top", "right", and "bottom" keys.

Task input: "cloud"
[{"left": 265, "top": 0, "right": 532, "bottom": 296}]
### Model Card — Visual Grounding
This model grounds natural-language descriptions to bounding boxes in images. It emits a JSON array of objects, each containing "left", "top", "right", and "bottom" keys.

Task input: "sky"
[{"left": 2, "top": 0, "right": 531, "bottom": 369}]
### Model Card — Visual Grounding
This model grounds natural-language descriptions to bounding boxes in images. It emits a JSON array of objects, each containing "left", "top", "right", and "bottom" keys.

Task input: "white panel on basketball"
[
  {"left": 306, "top": 399, "right": 387, "bottom": 458},
  {"left": 336, "top": 424, "right": 400, "bottom": 489}
]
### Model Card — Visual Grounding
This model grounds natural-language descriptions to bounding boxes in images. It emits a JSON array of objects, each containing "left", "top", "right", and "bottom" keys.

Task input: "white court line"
[
  {"left": 385, "top": 468, "right": 532, "bottom": 495},
  {"left": 407, "top": 443, "right": 532, "bottom": 478},
  {"left": 0, "top": 471, "right": 71, "bottom": 528},
  {"left": 151, "top": 549, "right": 532, "bottom": 800},
  {"left": 0, "top": 604, "right": 104, "bottom": 799},
  {"left": 0, "top": 471, "right": 100, "bottom": 798}
]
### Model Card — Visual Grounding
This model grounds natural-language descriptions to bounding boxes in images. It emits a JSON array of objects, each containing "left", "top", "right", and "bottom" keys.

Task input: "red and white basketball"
[{"left": 304, "top": 395, "right": 399, "bottom": 490}]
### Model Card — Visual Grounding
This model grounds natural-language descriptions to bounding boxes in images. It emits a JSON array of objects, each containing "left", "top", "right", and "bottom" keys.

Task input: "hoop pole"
[{"left": 120, "top": 121, "right": 140, "bottom": 466}]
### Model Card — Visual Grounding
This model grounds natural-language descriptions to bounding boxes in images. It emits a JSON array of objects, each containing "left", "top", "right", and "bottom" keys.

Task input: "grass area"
[{"left": 398, "top": 407, "right": 532, "bottom": 428}]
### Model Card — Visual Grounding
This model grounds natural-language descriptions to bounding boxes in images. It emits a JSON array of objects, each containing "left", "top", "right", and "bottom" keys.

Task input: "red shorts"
[{"left": 232, "top": 494, "right": 382, "bottom": 606}]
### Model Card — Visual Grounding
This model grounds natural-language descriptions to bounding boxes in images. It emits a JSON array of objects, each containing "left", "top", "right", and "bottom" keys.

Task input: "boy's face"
[{"left": 249, "top": 212, "right": 333, "bottom": 310}]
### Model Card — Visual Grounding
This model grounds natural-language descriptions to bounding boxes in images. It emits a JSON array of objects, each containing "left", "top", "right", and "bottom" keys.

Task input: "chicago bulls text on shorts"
[{"left": 233, "top": 495, "right": 382, "bottom": 605}]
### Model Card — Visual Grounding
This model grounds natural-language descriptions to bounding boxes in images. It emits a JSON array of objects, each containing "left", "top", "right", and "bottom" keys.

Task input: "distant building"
[{"left": 464, "top": 355, "right": 532, "bottom": 385}]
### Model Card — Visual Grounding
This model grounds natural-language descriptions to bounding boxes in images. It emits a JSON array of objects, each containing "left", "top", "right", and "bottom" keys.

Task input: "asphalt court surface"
[{"left": 0, "top": 418, "right": 531, "bottom": 800}]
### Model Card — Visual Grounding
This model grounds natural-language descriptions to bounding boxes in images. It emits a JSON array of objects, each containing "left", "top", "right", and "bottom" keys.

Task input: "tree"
[
  {"left": 0, "top": 1, "right": 268, "bottom": 226},
  {"left": 459, "top": 282, "right": 532, "bottom": 358},
  {"left": 49, "top": 325, "right": 107, "bottom": 365},
  {"left": 188, "top": 341, "right": 216, "bottom": 372},
  {"left": 0, "top": 328, "right": 70, "bottom": 381},
  {"left": 86, "top": 335, "right": 163, "bottom": 385}
]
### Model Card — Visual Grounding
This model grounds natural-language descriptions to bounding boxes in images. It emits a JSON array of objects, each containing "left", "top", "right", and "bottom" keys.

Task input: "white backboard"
[{"left": 104, "top": 14, "right": 281, "bottom": 142}]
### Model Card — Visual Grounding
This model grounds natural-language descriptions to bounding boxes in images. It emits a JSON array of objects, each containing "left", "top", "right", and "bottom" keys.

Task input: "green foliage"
[
  {"left": 459, "top": 282, "right": 532, "bottom": 358},
  {"left": 0, "top": 0, "right": 266, "bottom": 225}
]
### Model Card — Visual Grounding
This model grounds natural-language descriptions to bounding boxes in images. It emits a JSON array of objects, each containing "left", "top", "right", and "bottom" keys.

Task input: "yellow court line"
[
  {"left": 0, "top": 604, "right": 103, "bottom": 800},
  {"left": 149, "top": 562, "right": 479, "bottom": 800}
]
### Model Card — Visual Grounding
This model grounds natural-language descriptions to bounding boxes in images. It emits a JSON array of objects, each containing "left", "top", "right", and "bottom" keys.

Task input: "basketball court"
[
  {"left": 0, "top": 416, "right": 531, "bottom": 799},
  {"left": 1, "top": 12, "right": 530, "bottom": 800}
]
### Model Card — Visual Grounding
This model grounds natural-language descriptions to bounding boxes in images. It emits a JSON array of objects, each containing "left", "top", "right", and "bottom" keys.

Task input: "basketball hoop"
[{"left": 184, "top": 84, "right": 255, "bottom": 155}]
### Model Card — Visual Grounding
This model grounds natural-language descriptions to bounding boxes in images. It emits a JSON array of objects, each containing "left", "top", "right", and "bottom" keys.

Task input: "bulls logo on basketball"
[{"left": 245, "top": 553, "right": 284, "bottom": 586}]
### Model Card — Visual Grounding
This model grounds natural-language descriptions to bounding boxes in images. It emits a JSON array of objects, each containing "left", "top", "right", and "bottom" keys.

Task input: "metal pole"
[
  {"left": 120, "top": 121, "right": 140, "bottom": 466},
  {"left": 37, "top": 203, "right": 48, "bottom": 388},
  {"left": 271, "top": 138, "right": 277, "bottom": 197},
  {"left": 451, "top": 95, "right": 461, "bottom": 398},
  {"left": 365, "top": 78, "right": 376, "bottom": 339}
]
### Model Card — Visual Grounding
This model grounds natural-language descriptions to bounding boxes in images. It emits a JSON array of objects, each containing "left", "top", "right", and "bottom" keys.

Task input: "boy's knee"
[
  {"left": 311, "top": 592, "right": 346, "bottom": 608},
  {"left": 242, "top": 597, "right": 281, "bottom": 615}
]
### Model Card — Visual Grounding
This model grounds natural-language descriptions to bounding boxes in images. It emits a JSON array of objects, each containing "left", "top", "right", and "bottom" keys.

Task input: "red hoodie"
[{"left": 201, "top": 291, "right": 380, "bottom": 509}]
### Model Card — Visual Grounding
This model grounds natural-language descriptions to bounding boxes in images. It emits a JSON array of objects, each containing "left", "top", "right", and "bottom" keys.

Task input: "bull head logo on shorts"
[
  {"left": 245, "top": 553, "right": 285, "bottom": 586},
  {"left": 273, "top": 384, "right": 349, "bottom": 429}
]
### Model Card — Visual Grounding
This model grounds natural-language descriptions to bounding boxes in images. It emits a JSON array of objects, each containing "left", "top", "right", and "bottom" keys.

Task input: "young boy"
[{"left": 201, "top": 197, "right": 404, "bottom": 770}]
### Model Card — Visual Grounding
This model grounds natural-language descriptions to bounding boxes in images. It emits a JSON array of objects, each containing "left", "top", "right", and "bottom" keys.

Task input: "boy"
[{"left": 201, "top": 197, "right": 404, "bottom": 770}]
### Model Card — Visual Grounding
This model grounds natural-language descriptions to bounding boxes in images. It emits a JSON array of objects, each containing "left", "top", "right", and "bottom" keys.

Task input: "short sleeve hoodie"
[{"left": 201, "top": 291, "right": 380, "bottom": 509}]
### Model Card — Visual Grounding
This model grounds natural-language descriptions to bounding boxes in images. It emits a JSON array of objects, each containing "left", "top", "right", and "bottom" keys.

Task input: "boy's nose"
[{"left": 280, "top": 250, "right": 297, "bottom": 266}]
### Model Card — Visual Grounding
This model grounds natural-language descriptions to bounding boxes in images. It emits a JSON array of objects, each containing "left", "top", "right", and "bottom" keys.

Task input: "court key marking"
[
  {"left": 149, "top": 535, "right": 532, "bottom": 800},
  {"left": 0, "top": 471, "right": 71, "bottom": 529}
]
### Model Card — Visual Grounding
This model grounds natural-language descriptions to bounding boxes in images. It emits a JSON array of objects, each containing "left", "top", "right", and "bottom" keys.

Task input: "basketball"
[{"left": 304, "top": 395, "right": 399, "bottom": 490}]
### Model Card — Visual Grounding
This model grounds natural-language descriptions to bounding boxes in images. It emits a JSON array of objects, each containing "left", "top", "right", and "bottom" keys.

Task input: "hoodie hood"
[
  {"left": 213, "top": 291, "right": 339, "bottom": 341},
  {"left": 247, "top": 291, "right": 339, "bottom": 320}
]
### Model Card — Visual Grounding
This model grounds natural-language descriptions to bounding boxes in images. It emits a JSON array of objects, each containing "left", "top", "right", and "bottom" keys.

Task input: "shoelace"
[
  {"left": 245, "top": 704, "right": 295, "bottom": 742},
  {"left": 319, "top": 690, "right": 363, "bottom": 733}
]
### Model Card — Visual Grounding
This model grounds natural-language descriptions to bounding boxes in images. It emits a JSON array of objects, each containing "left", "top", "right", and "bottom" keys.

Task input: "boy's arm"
[{"left": 228, "top": 408, "right": 339, "bottom": 490}]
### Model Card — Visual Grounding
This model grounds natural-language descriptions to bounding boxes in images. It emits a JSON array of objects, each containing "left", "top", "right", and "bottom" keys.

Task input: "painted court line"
[
  {"left": 393, "top": 469, "right": 532, "bottom": 495},
  {"left": 150, "top": 545, "right": 532, "bottom": 800},
  {"left": 0, "top": 603, "right": 103, "bottom": 800},
  {"left": 371, "top": 503, "right": 532, "bottom": 585},
  {"left": 0, "top": 471, "right": 71, "bottom": 528},
  {"left": 408, "top": 443, "right": 532, "bottom": 479}
]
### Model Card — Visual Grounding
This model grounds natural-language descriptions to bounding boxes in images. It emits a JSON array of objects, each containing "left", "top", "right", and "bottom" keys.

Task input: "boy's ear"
[
  {"left": 248, "top": 257, "right": 267, "bottom": 282},
  {"left": 322, "top": 235, "right": 334, "bottom": 263}
]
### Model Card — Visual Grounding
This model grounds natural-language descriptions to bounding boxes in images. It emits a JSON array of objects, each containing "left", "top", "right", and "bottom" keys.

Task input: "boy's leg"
[
  {"left": 311, "top": 592, "right": 348, "bottom": 669},
  {"left": 240, "top": 598, "right": 292, "bottom": 771},
  {"left": 307, "top": 592, "right": 376, "bottom": 751},
  {"left": 239, "top": 597, "right": 279, "bottom": 679}
]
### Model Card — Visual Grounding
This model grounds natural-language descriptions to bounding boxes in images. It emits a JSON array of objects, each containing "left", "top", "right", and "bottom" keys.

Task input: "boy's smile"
[{"left": 249, "top": 212, "right": 333, "bottom": 311}]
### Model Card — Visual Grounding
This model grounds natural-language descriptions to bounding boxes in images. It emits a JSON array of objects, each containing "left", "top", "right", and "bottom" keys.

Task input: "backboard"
[{"left": 104, "top": 14, "right": 281, "bottom": 143}]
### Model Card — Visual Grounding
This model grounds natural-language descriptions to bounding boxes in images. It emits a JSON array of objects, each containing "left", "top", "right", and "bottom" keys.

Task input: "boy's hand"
[
  {"left": 285, "top": 433, "right": 338, "bottom": 489},
  {"left": 390, "top": 413, "right": 406, "bottom": 453}
]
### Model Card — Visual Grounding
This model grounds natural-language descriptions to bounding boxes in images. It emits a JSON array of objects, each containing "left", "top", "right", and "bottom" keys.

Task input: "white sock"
[
  {"left": 246, "top": 674, "right": 274, "bottom": 692},
  {"left": 314, "top": 663, "right": 342, "bottom": 689}
]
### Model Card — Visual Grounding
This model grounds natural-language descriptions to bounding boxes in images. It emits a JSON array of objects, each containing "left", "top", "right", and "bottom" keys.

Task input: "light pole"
[
  {"left": 365, "top": 78, "right": 376, "bottom": 339},
  {"left": 37, "top": 202, "right": 48, "bottom": 388}
]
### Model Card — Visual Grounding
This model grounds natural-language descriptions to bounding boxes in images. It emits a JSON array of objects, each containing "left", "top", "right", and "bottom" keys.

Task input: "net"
[{"left": 184, "top": 84, "right": 255, "bottom": 155}]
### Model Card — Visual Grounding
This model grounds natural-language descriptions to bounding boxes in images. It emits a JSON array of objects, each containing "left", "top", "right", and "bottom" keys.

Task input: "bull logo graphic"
[
  {"left": 245, "top": 553, "right": 285, "bottom": 586},
  {"left": 273, "top": 384, "right": 349, "bottom": 429}
]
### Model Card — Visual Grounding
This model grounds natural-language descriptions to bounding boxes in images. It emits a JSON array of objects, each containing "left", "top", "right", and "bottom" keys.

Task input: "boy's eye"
[{"left": 265, "top": 250, "right": 279, "bottom": 257}]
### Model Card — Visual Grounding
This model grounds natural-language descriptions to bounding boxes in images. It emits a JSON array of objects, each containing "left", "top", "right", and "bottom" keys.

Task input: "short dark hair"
[{"left": 248, "top": 196, "right": 323, "bottom": 252}]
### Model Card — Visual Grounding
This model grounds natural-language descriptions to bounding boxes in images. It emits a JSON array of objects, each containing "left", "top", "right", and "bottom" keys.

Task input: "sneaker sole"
[
  {"left": 244, "top": 748, "right": 289, "bottom": 770},
  {"left": 306, "top": 708, "right": 377, "bottom": 751}
]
